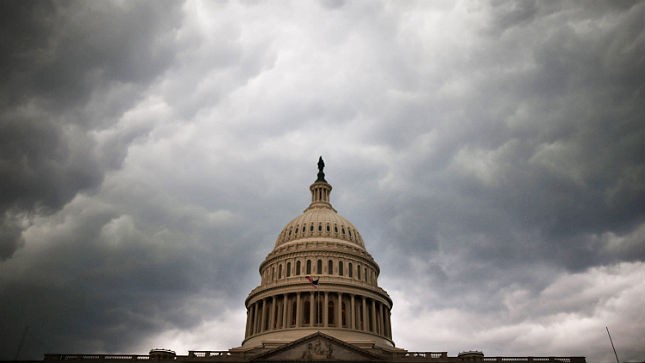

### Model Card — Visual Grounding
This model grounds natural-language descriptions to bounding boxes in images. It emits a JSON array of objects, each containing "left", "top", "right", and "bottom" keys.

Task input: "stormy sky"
[{"left": 1, "top": 1, "right": 643, "bottom": 362}]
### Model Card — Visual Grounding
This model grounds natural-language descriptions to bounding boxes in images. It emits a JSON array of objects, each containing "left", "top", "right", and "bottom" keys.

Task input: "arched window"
[
  {"left": 317, "top": 259, "right": 322, "bottom": 274},
  {"left": 339, "top": 261, "right": 344, "bottom": 276},
  {"left": 364, "top": 267, "right": 368, "bottom": 281},
  {"left": 357, "top": 265, "right": 361, "bottom": 280},
  {"left": 306, "top": 260, "right": 311, "bottom": 274},
  {"left": 271, "top": 267, "right": 275, "bottom": 281},
  {"left": 348, "top": 262, "right": 353, "bottom": 278},
  {"left": 286, "top": 262, "right": 291, "bottom": 277},
  {"left": 328, "top": 260, "right": 333, "bottom": 275},
  {"left": 296, "top": 260, "right": 301, "bottom": 275},
  {"left": 278, "top": 264, "right": 282, "bottom": 279}
]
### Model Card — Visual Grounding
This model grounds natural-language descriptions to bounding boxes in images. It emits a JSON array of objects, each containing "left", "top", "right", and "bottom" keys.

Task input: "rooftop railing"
[
  {"left": 44, "top": 355, "right": 150, "bottom": 361},
  {"left": 44, "top": 353, "right": 585, "bottom": 362}
]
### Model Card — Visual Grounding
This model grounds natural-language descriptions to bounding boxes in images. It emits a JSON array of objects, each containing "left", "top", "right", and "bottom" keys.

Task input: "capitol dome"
[
  {"left": 275, "top": 193, "right": 365, "bottom": 249},
  {"left": 239, "top": 157, "right": 394, "bottom": 350}
]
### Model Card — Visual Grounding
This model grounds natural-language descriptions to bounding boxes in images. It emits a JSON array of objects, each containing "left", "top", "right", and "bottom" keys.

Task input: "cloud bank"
[{"left": 1, "top": 1, "right": 643, "bottom": 362}]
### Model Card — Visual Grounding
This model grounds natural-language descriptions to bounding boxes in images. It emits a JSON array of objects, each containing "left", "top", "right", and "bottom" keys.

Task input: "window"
[
  {"left": 334, "top": 225, "right": 338, "bottom": 233},
  {"left": 328, "top": 300, "right": 335, "bottom": 326},
  {"left": 278, "top": 264, "right": 282, "bottom": 279},
  {"left": 306, "top": 260, "right": 311, "bottom": 274},
  {"left": 317, "top": 259, "right": 322, "bottom": 274},
  {"left": 326, "top": 225, "right": 330, "bottom": 232},
  {"left": 286, "top": 262, "right": 291, "bottom": 277},
  {"left": 310, "top": 225, "right": 314, "bottom": 232},
  {"left": 318, "top": 224, "right": 322, "bottom": 232},
  {"left": 357, "top": 265, "right": 361, "bottom": 280},
  {"left": 296, "top": 261, "right": 301, "bottom": 275},
  {"left": 348, "top": 263, "right": 353, "bottom": 278},
  {"left": 328, "top": 260, "right": 333, "bottom": 274},
  {"left": 339, "top": 261, "right": 344, "bottom": 276}
]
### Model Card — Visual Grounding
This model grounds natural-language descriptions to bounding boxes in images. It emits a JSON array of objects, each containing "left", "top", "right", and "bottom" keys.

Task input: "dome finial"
[{"left": 316, "top": 156, "right": 326, "bottom": 182}]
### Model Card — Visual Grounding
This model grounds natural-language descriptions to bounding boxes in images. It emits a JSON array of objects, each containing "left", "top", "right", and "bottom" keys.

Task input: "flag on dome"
[{"left": 305, "top": 276, "right": 319, "bottom": 288}]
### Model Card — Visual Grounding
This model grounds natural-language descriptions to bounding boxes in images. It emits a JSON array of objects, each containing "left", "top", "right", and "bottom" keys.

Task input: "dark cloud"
[
  {"left": 1, "top": 1, "right": 182, "bottom": 112},
  {"left": 0, "top": 0, "right": 184, "bottom": 259},
  {"left": 0, "top": 1, "right": 643, "bottom": 362}
]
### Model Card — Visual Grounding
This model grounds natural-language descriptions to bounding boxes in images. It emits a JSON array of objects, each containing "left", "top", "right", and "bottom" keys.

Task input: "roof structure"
[{"left": 27, "top": 159, "right": 587, "bottom": 363}]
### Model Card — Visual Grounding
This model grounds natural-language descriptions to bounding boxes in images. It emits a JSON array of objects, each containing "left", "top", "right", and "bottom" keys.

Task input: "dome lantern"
[{"left": 307, "top": 156, "right": 334, "bottom": 211}]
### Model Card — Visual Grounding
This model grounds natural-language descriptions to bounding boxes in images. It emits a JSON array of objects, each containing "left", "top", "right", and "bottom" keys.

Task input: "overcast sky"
[{"left": 0, "top": 1, "right": 643, "bottom": 362}]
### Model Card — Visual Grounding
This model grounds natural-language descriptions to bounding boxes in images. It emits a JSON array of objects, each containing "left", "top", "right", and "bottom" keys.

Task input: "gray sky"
[{"left": 1, "top": 1, "right": 643, "bottom": 362}]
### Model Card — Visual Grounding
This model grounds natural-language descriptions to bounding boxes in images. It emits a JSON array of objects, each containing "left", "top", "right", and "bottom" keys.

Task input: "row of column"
[{"left": 245, "top": 292, "right": 392, "bottom": 339}]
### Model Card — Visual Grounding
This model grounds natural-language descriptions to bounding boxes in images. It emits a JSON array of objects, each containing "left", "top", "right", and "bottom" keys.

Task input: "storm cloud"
[{"left": 1, "top": 1, "right": 643, "bottom": 362}]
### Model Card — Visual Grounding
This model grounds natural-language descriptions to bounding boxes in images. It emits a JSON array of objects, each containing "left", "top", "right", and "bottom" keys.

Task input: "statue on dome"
[{"left": 316, "top": 156, "right": 326, "bottom": 182}]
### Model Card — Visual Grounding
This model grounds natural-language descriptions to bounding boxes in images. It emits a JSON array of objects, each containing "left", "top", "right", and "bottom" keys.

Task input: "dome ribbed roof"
[{"left": 274, "top": 207, "right": 365, "bottom": 248}]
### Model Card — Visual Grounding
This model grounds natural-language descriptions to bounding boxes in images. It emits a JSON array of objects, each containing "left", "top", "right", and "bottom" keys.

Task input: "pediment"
[{"left": 252, "top": 332, "right": 383, "bottom": 362}]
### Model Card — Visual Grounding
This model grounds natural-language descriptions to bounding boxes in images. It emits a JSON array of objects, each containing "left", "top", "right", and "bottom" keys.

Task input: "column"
[
  {"left": 269, "top": 296, "right": 276, "bottom": 331},
  {"left": 362, "top": 297, "right": 367, "bottom": 331},
  {"left": 337, "top": 292, "right": 342, "bottom": 328},
  {"left": 309, "top": 292, "right": 314, "bottom": 326},
  {"left": 260, "top": 299, "right": 267, "bottom": 332},
  {"left": 296, "top": 293, "right": 301, "bottom": 328},
  {"left": 275, "top": 297, "right": 281, "bottom": 329},
  {"left": 244, "top": 308, "right": 250, "bottom": 337},
  {"left": 371, "top": 300, "right": 377, "bottom": 333},
  {"left": 282, "top": 294, "right": 288, "bottom": 329},
  {"left": 385, "top": 308, "right": 392, "bottom": 338},
  {"left": 377, "top": 302, "right": 383, "bottom": 335},
  {"left": 253, "top": 302, "right": 260, "bottom": 334},
  {"left": 323, "top": 292, "right": 329, "bottom": 327},
  {"left": 350, "top": 294, "right": 355, "bottom": 330}
]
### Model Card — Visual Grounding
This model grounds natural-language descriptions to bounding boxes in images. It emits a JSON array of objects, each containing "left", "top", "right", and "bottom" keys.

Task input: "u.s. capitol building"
[{"left": 40, "top": 158, "right": 586, "bottom": 363}]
